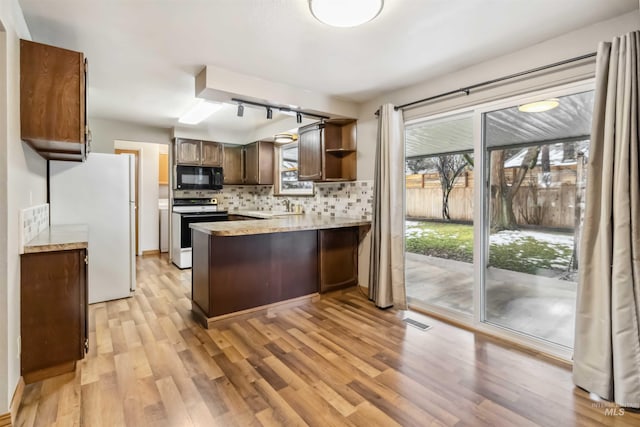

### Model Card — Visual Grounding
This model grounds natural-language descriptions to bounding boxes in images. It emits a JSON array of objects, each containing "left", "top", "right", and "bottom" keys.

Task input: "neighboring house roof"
[{"left": 504, "top": 140, "right": 590, "bottom": 168}]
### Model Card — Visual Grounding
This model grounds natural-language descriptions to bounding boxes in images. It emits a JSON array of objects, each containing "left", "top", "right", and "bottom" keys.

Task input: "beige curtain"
[
  {"left": 369, "top": 104, "right": 407, "bottom": 309},
  {"left": 573, "top": 31, "right": 640, "bottom": 409}
]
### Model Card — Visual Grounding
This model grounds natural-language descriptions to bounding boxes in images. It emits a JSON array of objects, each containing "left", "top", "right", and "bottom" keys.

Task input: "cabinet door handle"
[{"left": 84, "top": 256, "right": 88, "bottom": 265}]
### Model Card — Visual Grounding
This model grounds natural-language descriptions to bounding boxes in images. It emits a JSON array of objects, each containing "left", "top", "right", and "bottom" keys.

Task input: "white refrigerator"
[{"left": 49, "top": 153, "right": 136, "bottom": 303}]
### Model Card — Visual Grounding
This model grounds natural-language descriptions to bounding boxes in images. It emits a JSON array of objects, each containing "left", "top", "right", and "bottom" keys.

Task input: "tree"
[
  {"left": 540, "top": 144, "right": 551, "bottom": 187},
  {"left": 491, "top": 147, "right": 540, "bottom": 231},
  {"left": 433, "top": 154, "right": 470, "bottom": 220},
  {"left": 571, "top": 151, "right": 587, "bottom": 271},
  {"left": 405, "top": 157, "right": 432, "bottom": 174}
]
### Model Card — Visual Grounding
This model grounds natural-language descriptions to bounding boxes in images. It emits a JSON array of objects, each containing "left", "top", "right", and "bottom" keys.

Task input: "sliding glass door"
[
  {"left": 481, "top": 90, "right": 593, "bottom": 348},
  {"left": 404, "top": 114, "right": 474, "bottom": 317},
  {"left": 404, "top": 83, "right": 594, "bottom": 354}
]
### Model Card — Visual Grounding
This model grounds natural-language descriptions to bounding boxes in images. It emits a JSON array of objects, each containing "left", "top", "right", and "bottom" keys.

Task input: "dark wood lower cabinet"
[
  {"left": 319, "top": 228, "right": 358, "bottom": 293},
  {"left": 21, "top": 249, "right": 88, "bottom": 383},
  {"left": 192, "top": 230, "right": 318, "bottom": 322},
  {"left": 191, "top": 226, "right": 364, "bottom": 327}
]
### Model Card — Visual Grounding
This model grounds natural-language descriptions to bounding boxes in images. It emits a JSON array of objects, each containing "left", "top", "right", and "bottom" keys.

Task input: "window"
[{"left": 274, "top": 142, "right": 314, "bottom": 196}]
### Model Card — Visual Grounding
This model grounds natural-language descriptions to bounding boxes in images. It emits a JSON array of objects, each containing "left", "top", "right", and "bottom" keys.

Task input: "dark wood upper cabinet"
[
  {"left": 201, "top": 140, "right": 223, "bottom": 166},
  {"left": 223, "top": 145, "right": 243, "bottom": 184},
  {"left": 175, "top": 138, "right": 201, "bottom": 165},
  {"left": 219, "top": 141, "right": 274, "bottom": 185},
  {"left": 243, "top": 142, "right": 259, "bottom": 184},
  {"left": 21, "top": 248, "right": 88, "bottom": 383},
  {"left": 298, "top": 119, "right": 357, "bottom": 182},
  {"left": 174, "top": 138, "right": 223, "bottom": 166},
  {"left": 298, "top": 123, "right": 323, "bottom": 181},
  {"left": 20, "top": 39, "right": 88, "bottom": 161},
  {"left": 243, "top": 141, "right": 274, "bottom": 185}
]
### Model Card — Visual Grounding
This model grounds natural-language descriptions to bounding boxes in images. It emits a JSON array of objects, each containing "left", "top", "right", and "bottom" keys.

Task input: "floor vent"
[{"left": 403, "top": 318, "right": 432, "bottom": 331}]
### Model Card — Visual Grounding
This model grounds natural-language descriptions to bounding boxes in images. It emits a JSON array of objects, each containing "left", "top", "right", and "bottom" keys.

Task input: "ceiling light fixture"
[
  {"left": 178, "top": 99, "right": 222, "bottom": 124},
  {"left": 237, "top": 104, "right": 244, "bottom": 117},
  {"left": 274, "top": 133, "right": 298, "bottom": 144},
  {"left": 266, "top": 107, "right": 273, "bottom": 119},
  {"left": 309, "top": 0, "right": 383, "bottom": 28},
  {"left": 518, "top": 98, "right": 560, "bottom": 113}
]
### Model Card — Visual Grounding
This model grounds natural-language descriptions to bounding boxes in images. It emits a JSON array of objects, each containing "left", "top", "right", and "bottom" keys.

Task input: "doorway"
[{"left": 115, "top": 148, "right": 139, "bottom": 255}]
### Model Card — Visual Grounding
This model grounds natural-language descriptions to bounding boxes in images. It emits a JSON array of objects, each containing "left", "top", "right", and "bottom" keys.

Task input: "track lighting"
[{"left": 229, "top": 97, "right": 329, "bottom": 121}]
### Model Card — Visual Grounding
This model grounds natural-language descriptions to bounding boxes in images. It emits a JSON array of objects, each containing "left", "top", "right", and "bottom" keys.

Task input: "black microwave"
[{"left": 175, "top": 165, "right": 223, "bottom": 190}]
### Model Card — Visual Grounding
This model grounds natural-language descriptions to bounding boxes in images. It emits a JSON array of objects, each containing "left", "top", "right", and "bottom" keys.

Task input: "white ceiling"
[{"left": 18, "top": 0, "right": 638, "bottom": 143}]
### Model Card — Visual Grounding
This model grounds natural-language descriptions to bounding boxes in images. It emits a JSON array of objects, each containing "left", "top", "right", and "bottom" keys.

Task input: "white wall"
[
  {"left": 0, "top": 0, "right": 45, "bottom": 415},
  {"left": 90, "top": 117, "right": 170, "bottom": 254},
  {"left": 356, "top": 11, "right": 640, "bottom": 180},
  {"left": 353, "top": 10, "right": 639, "bottom": 289},
  {"left": 114, "top": 140, "right": 160, "bottom": 254},
  {"left": 0, "top": 22, "right": 8, "bottom": 419},
  {"left": 90, "top": 117, "right": 171, "bottom": 153}
]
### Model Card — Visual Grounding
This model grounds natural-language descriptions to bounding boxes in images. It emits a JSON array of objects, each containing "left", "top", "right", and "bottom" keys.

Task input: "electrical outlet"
[{"left": 17, "top": 335, "right": 20, "bottom": 359}]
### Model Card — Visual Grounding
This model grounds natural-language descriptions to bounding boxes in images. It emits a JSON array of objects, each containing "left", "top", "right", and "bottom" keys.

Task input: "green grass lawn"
[{"left": 405, "top": 221, "right": 575, "bottom": 275}]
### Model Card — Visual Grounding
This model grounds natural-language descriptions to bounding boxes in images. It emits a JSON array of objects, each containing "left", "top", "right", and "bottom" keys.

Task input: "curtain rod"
[{"left": 376, "top": 51, "right": 597, "bottom": 115}]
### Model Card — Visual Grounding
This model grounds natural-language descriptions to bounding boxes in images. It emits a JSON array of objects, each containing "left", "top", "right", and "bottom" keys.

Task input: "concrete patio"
[{"left": 405, "top": 252, "right": 576, "bottom": 347}]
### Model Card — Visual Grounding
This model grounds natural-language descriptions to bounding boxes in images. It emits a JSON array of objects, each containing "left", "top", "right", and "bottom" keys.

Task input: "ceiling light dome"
[
  {"left": 274, "top": 133, "right": 298, "bottom": 144},
  {"left": 309, "top": 0, "right": 384, "bottom": 28},
  {"left": 518, "top": 99, "right": 560, "bottom": 113}
]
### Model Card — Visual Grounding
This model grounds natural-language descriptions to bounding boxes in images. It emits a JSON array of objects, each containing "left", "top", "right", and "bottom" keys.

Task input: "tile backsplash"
[
  {"left": 216, "top": 180, "right": 373, "bottom": 219},
  {"left": 20, "top": 203, "right": 49, "bottom": 253}
]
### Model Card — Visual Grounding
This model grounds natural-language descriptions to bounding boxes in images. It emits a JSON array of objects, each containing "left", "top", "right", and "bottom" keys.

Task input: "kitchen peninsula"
[{"left": 190, "top": 214, "right": 370, "bottom": 328}]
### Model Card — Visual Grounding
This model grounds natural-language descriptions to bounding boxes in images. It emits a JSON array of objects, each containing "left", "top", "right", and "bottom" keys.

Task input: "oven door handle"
[{"left": 181, "top": 214, "right": 225, "bottom": 219}]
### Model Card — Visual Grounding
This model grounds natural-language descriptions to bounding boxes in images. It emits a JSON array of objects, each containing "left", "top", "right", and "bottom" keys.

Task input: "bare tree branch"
[{"left": 508, "top": 146, "right": 540, "bottom": 197}]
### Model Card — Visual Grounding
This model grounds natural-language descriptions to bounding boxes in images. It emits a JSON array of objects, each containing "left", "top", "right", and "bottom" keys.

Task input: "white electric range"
[{"left": 171, "top": 198, "right": 228, "bottom": 269}]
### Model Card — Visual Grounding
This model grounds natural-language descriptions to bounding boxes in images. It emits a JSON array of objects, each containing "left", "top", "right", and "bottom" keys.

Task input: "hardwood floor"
[{"left": 15, "top": 254, "right": 639, "bottom": 426}]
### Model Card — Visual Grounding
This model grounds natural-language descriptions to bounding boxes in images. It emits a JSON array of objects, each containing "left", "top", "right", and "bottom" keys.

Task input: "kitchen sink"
[{"left": 270, "top": 211, "right": 303, "bottom": 216}]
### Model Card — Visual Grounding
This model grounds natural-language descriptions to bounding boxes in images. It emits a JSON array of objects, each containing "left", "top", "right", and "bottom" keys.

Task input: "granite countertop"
[
  {"left": 23, "top": 224, "right": 89, "bottom": 254},
  {"left": 190, "top": 213, "right": 371, "bottom": 237}
]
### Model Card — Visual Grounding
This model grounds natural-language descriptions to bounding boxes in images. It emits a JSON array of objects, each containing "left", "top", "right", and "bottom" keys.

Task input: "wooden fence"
[{"left": 406, "top": 166, "right": 579, "bottom": 229}]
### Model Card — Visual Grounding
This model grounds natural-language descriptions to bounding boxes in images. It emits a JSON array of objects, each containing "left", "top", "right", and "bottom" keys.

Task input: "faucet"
[{"left": 281, "top": 199, "right": 291, "bottom": 212}]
